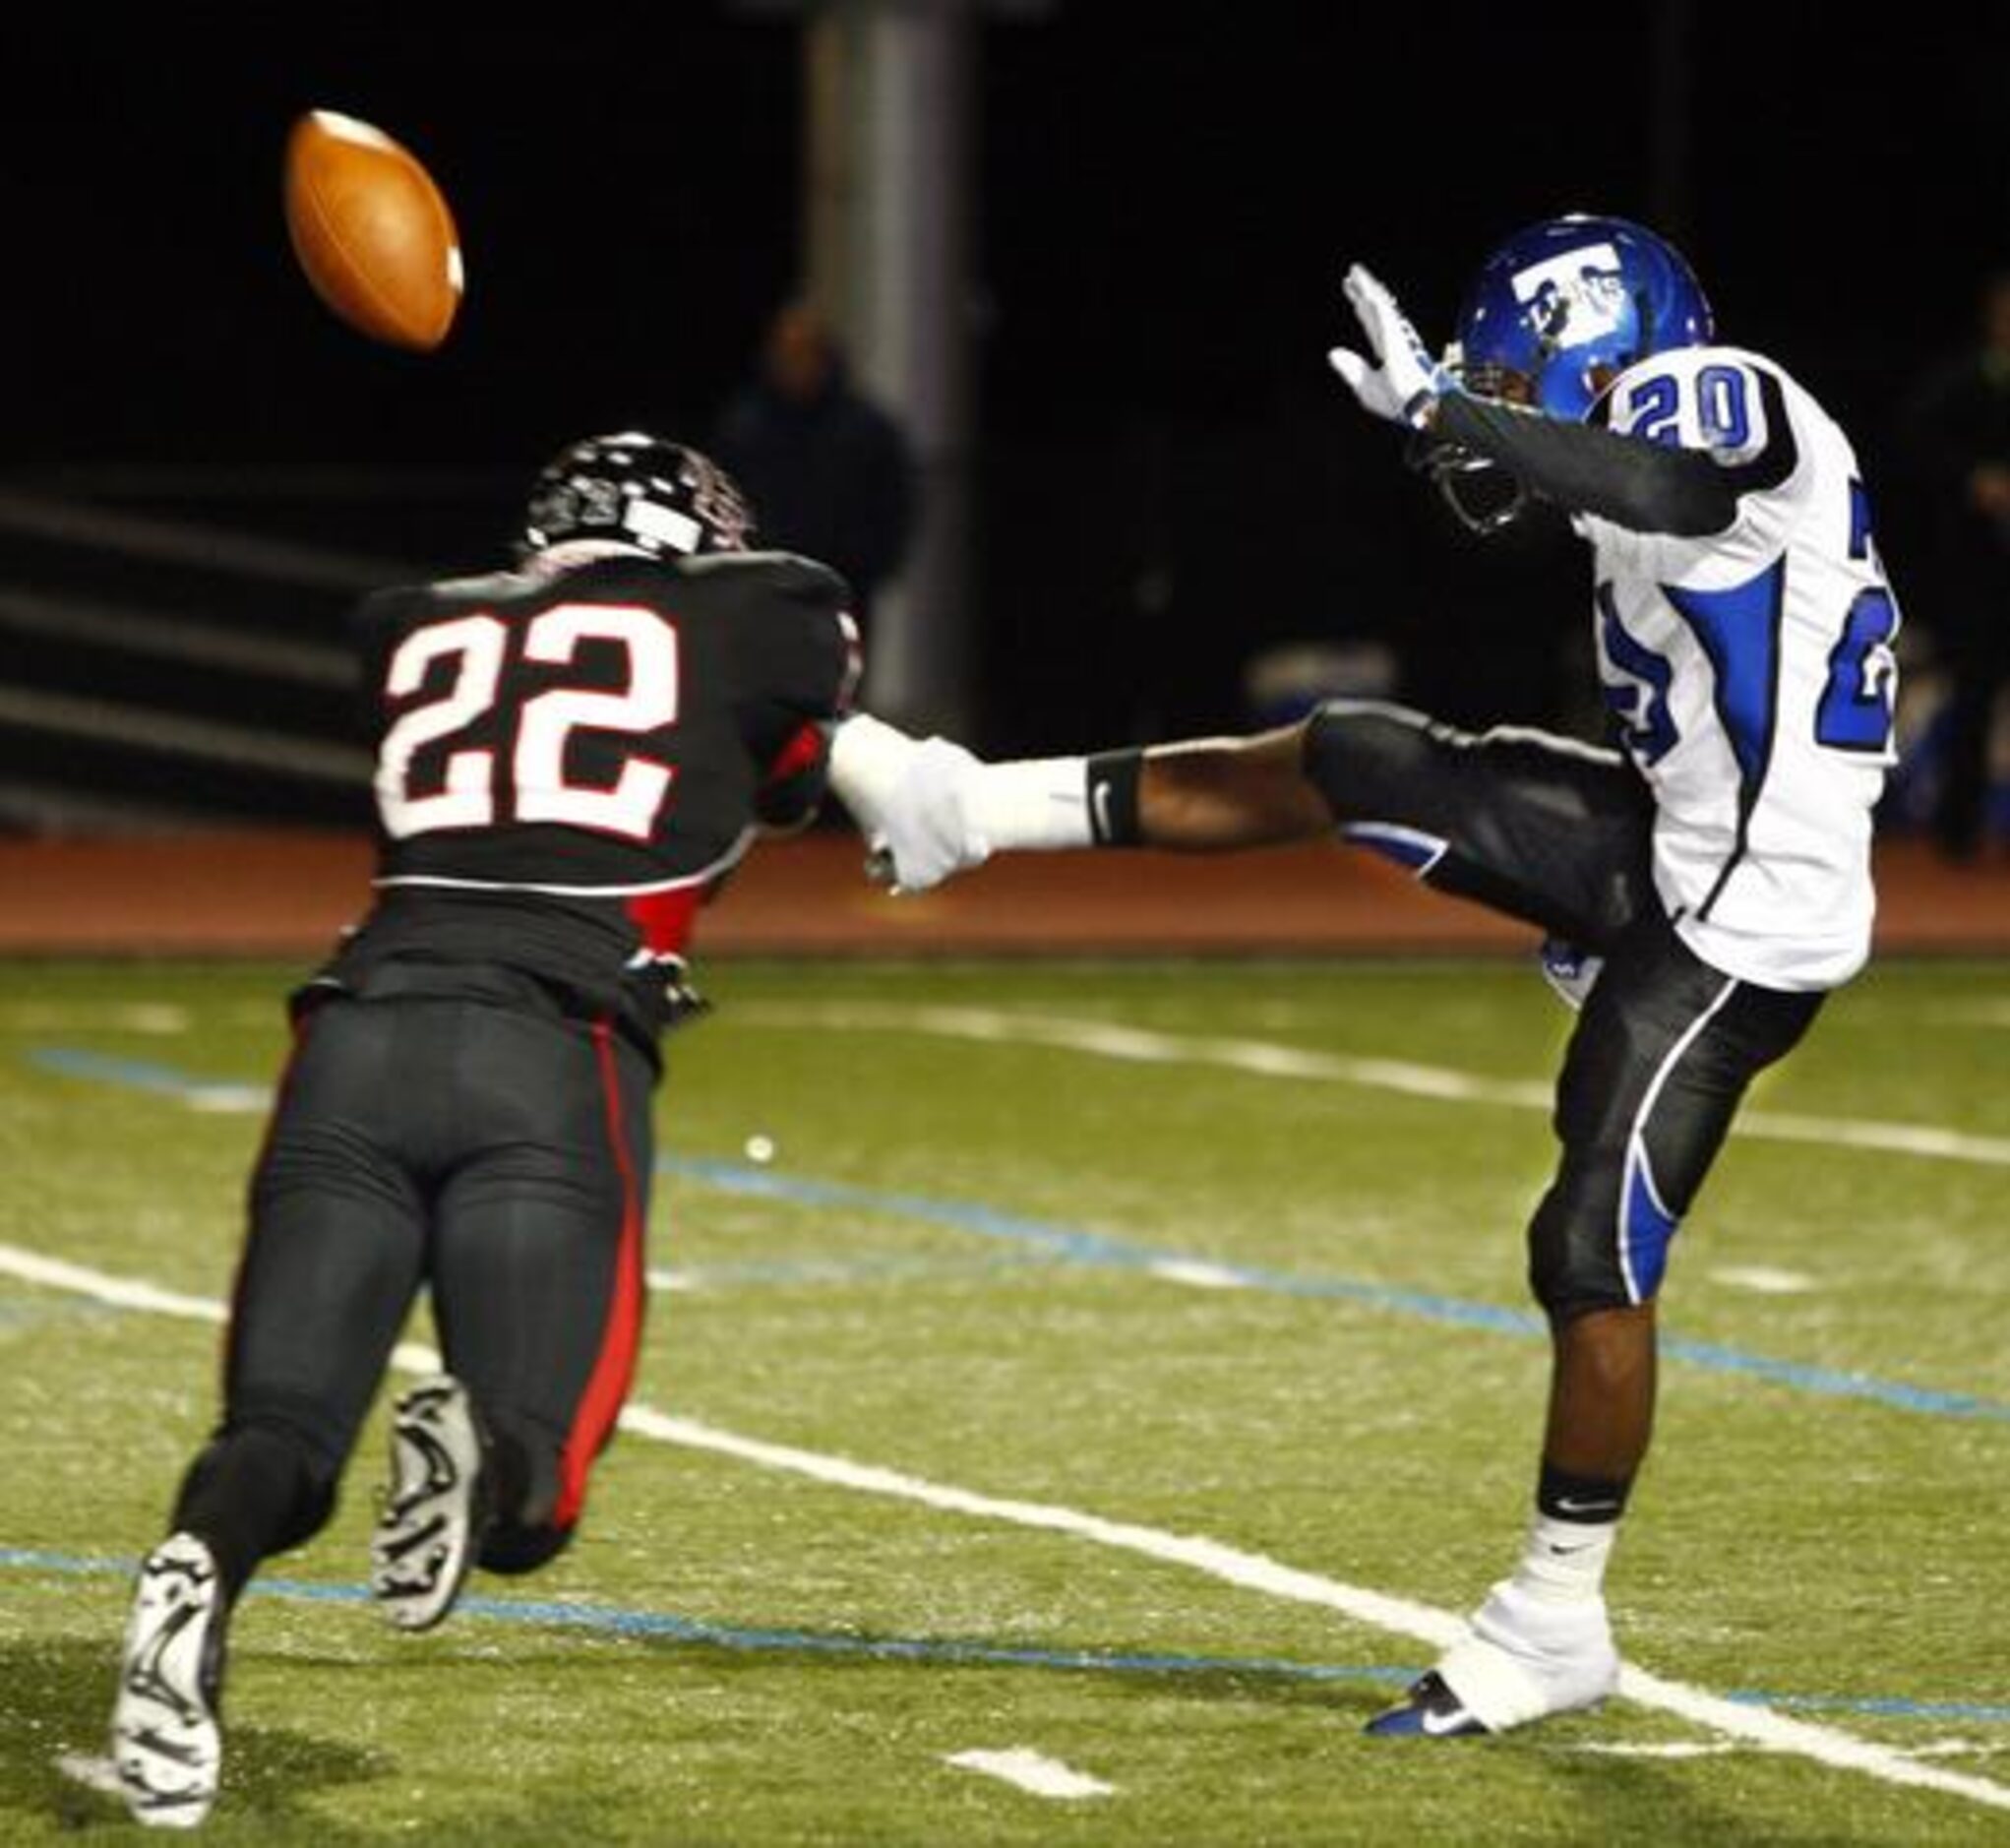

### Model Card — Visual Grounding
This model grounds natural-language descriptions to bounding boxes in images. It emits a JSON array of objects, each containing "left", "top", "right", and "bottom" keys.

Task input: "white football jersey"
[{"left": 1578, "top": 345, "right": 1898, "bottom": 991}]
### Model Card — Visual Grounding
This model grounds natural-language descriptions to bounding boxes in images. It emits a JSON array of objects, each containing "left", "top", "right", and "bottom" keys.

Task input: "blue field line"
[
  {"left": 10, "top": 1546, "right": 2006, "bottom": 1727},
  {"left": 1652, "top": 1338, "right": 2010, "bottom": 1422},
  {"left": 664, "top": 1157, "right": 1549, "bottom": 1336},
  {"left": 26, "top": 1048, "right": 2010, "bottom": 1424},
  {"left": 669, "top": 1251, "right": 1045, "bottom": 1289},
  {"left": 27, "top": 1048, "right": 262, "bottom": 1108},
  {"left": 665, "top": 1158, "right": 2010, "bottom": 1424},
  {"left": 1, "top": 1544, "right": 1405, "bottom": 1687},
  {"left": 1723, "top": 1689, "right": 2010, "bottom": 1725},
  {"left": 30, "top": 1048, "right": 217, "bottom": 1092}
]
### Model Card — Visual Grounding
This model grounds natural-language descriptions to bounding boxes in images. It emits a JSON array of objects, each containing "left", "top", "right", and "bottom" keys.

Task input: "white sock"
[
  {"left": 1511, "top": 1512, "right": 1618, "bottom": 1604},
  {"left": 965, "top": 758, "right": 1093, "bottom": 852}
]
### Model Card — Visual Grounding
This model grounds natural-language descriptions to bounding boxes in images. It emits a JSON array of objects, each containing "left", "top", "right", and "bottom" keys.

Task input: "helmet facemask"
[{"left": 1419, "top": 342, "right": 1541, "bottom": 534}]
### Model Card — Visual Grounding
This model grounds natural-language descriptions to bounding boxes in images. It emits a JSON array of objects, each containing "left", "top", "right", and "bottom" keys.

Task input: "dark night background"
[{"left": 7, "top": 3, "right": 2010, "bottom": 815}]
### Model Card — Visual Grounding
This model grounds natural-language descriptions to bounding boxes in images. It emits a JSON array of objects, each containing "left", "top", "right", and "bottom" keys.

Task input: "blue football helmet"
[{"left": 1429, "top": 215, "right": 1714, "bottom": 530}]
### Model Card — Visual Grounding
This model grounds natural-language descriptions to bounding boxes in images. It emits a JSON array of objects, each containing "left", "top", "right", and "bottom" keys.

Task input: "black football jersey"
[{"left": 313, "top": 548, "right": 857, "bottom": 1044}]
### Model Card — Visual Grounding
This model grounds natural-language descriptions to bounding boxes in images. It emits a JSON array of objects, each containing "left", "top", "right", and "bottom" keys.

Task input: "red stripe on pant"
[{"left": 555, "top": 1020, "right": 647, "bottom": 1528}]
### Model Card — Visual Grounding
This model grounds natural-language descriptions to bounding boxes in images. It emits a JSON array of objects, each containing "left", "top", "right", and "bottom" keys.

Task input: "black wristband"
[{"left": 1085, "top": 749, "right": 1144, "bottom": 846}]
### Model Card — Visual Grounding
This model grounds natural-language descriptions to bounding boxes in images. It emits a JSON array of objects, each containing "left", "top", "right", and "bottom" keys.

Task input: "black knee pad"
[
  {"left": 1527, "top": 1174, "right": 1636, "bottom": 1326},
  {"left": 1302, "top": 699, "right": 1448, "bottom": 821}
]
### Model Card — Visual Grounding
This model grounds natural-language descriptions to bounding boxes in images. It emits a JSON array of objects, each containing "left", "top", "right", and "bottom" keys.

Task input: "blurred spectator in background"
[
  {"left": 1898, "top": 270, "right": 2010, "bottom": 859},
  {"left": 714, "top": 300, "right": 918, "bottom": 629}
]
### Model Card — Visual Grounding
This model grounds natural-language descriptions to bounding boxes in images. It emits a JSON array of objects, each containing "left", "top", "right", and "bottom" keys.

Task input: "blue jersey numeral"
[
  {"left": 1816, "top": 587, "right": 1900, "bottom": 753},
  {"left": 1696, "top": 365, "right": 1751, "bottom": 449},
  {"left": 1621, "top": 365, "right": 1751, "bottom": 450},
  {"left": 1597, "top": 585, "right": 1678, "bottom": 764},
  {"left": 1623, "top": 374, "right": 1681, "bottom": 447},
  {"left": 1814, "top": 479, "right": 1900, "bottom": 754}
]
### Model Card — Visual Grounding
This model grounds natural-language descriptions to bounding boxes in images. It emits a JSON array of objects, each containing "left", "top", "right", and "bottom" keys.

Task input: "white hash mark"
[
  {"left": 945, "top": 1748, "right": 1115, "bottom": 1800},
  {"left": 1708, "top": 1265, "right": 1819, "bottom": 1296}
]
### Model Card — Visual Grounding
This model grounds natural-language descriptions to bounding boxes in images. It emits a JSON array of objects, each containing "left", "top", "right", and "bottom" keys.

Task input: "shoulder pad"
[
  {"left": 1604, "top": 348, "right": 1784, "bottom": 464},
  {"left": 677, "top": 549, "right": 853, "bottom": 609}
]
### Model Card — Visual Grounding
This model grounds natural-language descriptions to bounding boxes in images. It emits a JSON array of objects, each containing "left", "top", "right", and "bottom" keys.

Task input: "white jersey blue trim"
[{"left": 1580, "top": 346, "right": 1892, "bottom": 992}]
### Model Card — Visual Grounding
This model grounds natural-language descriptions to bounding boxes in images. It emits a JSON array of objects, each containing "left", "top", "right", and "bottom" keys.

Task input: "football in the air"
[{"left": 283, "top": 110, "right": 463, "bottom": 350}]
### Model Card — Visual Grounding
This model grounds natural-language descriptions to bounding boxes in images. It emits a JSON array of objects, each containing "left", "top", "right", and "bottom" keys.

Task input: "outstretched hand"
[
  {"left": 1326, "top": 265, "right": 1448, "bottom": 429},
  {"left": 827, "top": 714, "right": 995, "bottom": 894}
]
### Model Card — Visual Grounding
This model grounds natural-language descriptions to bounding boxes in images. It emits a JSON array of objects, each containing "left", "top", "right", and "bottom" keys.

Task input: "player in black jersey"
[{"left": 111, "top": 433, "right": 860, "bottom": 1828}]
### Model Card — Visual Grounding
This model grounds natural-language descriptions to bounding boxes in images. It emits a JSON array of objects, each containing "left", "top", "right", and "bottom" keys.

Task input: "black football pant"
[
  {"left": 1304, "top": 700, "right": 1823, "bottom": 1323},
  {"left": 174, "top": 991, "right": 654, "bottom": 1598}
]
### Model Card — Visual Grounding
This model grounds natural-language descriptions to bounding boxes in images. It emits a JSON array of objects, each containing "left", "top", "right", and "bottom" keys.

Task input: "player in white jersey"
[
  {"left": 828, "top": 215, "right": 1899, "bottom": 1738},
  {"left": 1581, "top": 347, "right": 1894, "bottom": 989}
]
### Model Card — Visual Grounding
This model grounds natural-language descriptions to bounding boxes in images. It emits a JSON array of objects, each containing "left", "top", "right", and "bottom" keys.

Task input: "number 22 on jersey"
[{"left": 377, "top": 602, "right": 680, "bottom": 841}]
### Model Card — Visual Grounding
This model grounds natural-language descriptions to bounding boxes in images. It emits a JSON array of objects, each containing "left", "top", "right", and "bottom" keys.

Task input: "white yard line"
[
  {"left": 944, "top": 1748, "right": 1114, "bottom": 1799},
  {"left": 742, "top": 1003, "right": 2010, "bottom": 1168},
  {"left": 7, "top": 1242, "right": 2010, "bottom": 1818},
  {"left": 182, "top": 1086, "right": 273, "bottom": 1114}
]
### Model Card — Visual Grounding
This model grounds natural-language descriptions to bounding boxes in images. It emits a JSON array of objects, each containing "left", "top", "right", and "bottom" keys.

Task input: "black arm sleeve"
[{"left": 1432, "top": 370, "right": 1798, "bottom": 538}]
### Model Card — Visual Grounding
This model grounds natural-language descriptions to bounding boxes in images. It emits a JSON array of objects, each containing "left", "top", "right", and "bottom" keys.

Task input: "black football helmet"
[{"left": 520, "top": 432, "right": 755, "bottom": 560}]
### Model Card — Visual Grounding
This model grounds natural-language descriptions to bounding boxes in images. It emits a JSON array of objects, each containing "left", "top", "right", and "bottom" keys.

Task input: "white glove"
[
  {"left": 869, "top": 736, "right": 995, "bottom": 893},
  {"left": 1326, "top": 264, "right": 1448, "bottom": 429},
  {"left": 826, "top": 713, "right": 993, "bottom": 894}
]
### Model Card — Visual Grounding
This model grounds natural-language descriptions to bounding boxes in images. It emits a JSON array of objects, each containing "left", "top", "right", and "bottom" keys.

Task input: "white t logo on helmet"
[{"left": 1510, "top": 242, "right": 1627, "bottom": 350}]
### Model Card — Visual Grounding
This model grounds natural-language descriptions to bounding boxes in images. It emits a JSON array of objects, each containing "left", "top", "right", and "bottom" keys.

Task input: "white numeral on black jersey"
[
  {"left": 377, "top": 602, "right": 681, "bottom": 842},
  {"left": 378, "top": 614, "right": 508, "bottom": 836}
]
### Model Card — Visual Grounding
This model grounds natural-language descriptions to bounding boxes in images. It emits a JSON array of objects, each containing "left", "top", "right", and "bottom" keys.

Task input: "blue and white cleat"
[
  {"left": 1365, "top": 1670, "right": 1491, "bottom": 1738},
  {"left": 1367, "top": 1581, "right": 1619, "bottom": 1738}
]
